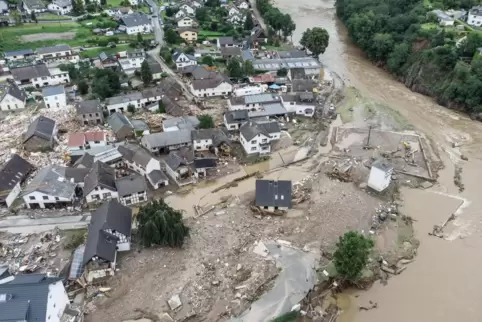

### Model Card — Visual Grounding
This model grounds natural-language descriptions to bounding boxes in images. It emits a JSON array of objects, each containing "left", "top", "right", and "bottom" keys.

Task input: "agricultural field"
[
  {"left": 80, "top": 43, "right": 130, "bottom": 58},
  {"left": 36, "top": 13, "right": 72, "bottom": 21}
]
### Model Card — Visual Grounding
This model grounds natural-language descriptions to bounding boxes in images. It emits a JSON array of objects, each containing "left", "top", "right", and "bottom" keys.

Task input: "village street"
[{"left": 0, "top": 214, "right": 91, "bottom": 233}]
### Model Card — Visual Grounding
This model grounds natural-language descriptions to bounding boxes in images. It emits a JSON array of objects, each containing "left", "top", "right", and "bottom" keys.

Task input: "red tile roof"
[
  {"left": 68, "top": 131, "right": 106, "bottom": 147},
  {"left": 68, "top": 133, "right": 85, "bottom": 147}
]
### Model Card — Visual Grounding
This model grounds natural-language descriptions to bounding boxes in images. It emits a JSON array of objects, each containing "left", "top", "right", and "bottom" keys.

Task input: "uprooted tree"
[
  {"left": 333, "top": 231, "right": 374, "bottom": 282},
  {"left": 137, "top": 200, "right": 190, "bottom": 247}
]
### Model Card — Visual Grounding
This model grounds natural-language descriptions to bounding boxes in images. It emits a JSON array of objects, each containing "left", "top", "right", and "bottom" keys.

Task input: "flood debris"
[{"left": 454, "top": 166, "right": 464, "bottom": 192}]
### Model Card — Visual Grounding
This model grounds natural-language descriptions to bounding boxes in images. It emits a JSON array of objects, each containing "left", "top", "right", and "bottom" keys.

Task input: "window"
[
  {"left": 95, "top": 113, "right": 99, "bottom": 116},
  {"left": 55, "top": 197, "right": 59, "bottom": 201},
  {"left": 29, "top": 196, "right": 36, "bottom": 200},
  {"left": 94, "top": 140, "right": 100, "bottom": 144},
  {"left": 95, "top": 187, "right": 99, "bottom": 191},
  {"left": 103, "top": 192, "right": 111, "bottom": 198},
  {"left": 7, "top": 105, "right": 10, "bottom": 109},
  {"left": 89, "top": 113, "right": 92, "bottom": 117},
  {"left": 125, "top": 199, "right": 132, "bottom": 205},
  {"left": 262, "top": 139, "right": 267, "bottom": 143},
  {"left": 83, "top": 115, "right": 86, "bottom": 118},
  {"left": 42, "top": 196, "right": 48, "bottom": 200},
  {"left": 251, "top": 147, "right": 256, "bottom": 151},
  {"left": 251, "top": 140, "right": 257, "bottom": 144},
  {"left": 138, "top": 191, "right": 144, "bottom": 195}
]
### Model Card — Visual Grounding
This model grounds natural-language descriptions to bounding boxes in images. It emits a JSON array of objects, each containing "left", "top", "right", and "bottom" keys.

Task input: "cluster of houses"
[{"left": 430, "top": 6, "right": 482, "bottom": 27}]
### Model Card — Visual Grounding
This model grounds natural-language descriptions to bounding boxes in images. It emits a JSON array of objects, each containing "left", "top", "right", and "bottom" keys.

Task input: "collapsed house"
[{"left": 0, "top": 154, "right": 34, "bottom": 207}]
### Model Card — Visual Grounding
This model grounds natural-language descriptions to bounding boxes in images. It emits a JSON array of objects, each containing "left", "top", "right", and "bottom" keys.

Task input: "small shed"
[{"left": 368, "top": 159, "right": 393, "bottom": 192}]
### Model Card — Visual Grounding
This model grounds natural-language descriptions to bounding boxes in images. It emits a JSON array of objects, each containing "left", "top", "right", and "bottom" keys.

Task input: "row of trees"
[
  {"left": 336, "top": 0, "right": 482, "bottom": 113},
  {"left": 256, "top": 0, "right": 295, "bottom": 40}
]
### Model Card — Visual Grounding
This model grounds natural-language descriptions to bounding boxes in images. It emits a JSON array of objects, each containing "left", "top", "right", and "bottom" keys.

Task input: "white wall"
[
  {"left": 119, "top": 190, "right": 147, "bottom": 206},
  {"left": 0, "top": 94, "right": 25, "bottom": 111},
  {"left": 191, "top": 82, "right": 233, "bottom": 98},
  {"left": 85, "top": 187, "right": 118, "bottom": 203},
  {"left": 47, "top": 3, "right": 72, "bottom": 15},
  {"left": 240, "top": 132, "right": 270, "bottom": 154},
  {"left": 31, "top": 73, "right": 70, "bottom": 89},
  {"left": 38, "top": 50, "right": 72, "bottom": 60},
  {"left": 234, "top": 86, "right": 264, "bottom": 97},
  {"left": 193, "top": 138, "right": 213, "bottom": 151},
  {"left": 45, "top": 281, "right": 69, "bottom": 322},
  {"left": 119, "top": 56, "right": 145, "bottom": 72},
  {"left": 177, "top": 17, "right": 194, "bottom": 27},
  {"left": 107, "top": 100, "right": 144, "bottom": 114},
  {"left": 224, "top": 115, "right": 244, "bottom": 131},
  {"left": 44, "top": 93, "right": 67, "bottom": 109},
  {"left": 468, "top": 13, "right": 482, "bottom": 26},
  {"left": 5, "top": 182, "right": 21, "bottom": 207},
  {"left": 368, "top": 166, "right": 392, "bottom": 192},
  {"left": 180, "top": 4, "right": 194, "bottom": 14},
  {"left": 126, "top": 24, "right": 153, "bottom": 35},
  {"left": 23, "top": 191, "right": 72, "bottom": 209}
]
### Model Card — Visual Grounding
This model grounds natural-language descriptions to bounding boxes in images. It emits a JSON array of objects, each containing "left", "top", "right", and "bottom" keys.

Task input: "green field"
[
  {"left": 107, "top": 0, "right": 125, "bottom": 6},
  {"left": 37, "top": 13, "right": 72, "bottom": 21},
  {"left": 199, "top": 30, "right": 225, "bottom": 37},
  {"left": 80, "top": 43, "right": 130, "bottom": 58}
]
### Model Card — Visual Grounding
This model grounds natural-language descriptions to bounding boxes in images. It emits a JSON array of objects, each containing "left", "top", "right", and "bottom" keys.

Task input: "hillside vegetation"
[{"left": 336, "top": 0, "right": 482, "bottom": 116}]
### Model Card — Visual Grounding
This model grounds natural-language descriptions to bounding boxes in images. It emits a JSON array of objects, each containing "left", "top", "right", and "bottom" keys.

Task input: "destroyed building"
[
  {"left": 23, "top": 116, "right": 58, "bottom": 152},
  {"left": 0, "top": 154, "right": 34, "bottom": 207}
]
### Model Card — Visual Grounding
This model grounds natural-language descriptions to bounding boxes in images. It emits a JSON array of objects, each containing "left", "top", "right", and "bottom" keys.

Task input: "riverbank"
[{"left": 273, "top": 0, "right": 482, "bottom": 321}]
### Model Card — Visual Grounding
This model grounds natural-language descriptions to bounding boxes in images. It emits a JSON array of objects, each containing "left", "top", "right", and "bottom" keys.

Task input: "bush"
[
  {"left": 333, "top": 231, "right": 374, "bottom": 282},
  {"left": 97, "top": 39, "right": 108, "bottom": 47}
]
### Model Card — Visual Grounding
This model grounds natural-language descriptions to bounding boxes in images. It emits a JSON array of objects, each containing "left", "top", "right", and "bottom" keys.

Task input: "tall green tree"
[
  {"left": 137, "top": 200, "right": 190, "bottom": 247},
  {"left": 185, "top": 46, "right": 195, "bottom": 55},
  {"left": 333, "top": 231, "right": 374, "bottom": 282},
  {"left": 164, "top": 28, "right": 180, "bottom": 44},
  {"left": 227, "top": 57, "right": 244, "bottom": 78},
  {"left": 300, "top": 27, "right": 330, "bottom": 58},
  {"left": 201, "top": 55, "right": 214, "bottom": 66},
  {"left": 244, "top": 13, "right": 254, "bottom": 31},
  {"left": 137, "top": 32, "right": 144, "bottom": 43},
  {"left": 243, "top": 60, "right": 255, "bottom": 76},
  {"left": 140, "top": 60, "right": 153, "bottom": 85},
  {"left": 72, "top": 0, "right": 85, "bottom": 15},
  {"left": 30, "top": 11, "right": 37, "bottom": 23},
  {"left": 77, "top": 80, "right": 89, "bottom": 95},
  {"left": 198, "top": 114, "right": 214, "bottom": 129}
]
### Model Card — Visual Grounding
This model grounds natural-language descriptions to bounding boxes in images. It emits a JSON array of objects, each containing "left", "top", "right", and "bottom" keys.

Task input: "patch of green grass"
[
  {"left": 199, "top": 30, "right": 225, "bottom": 37},
  {"left": 270, "top": 311, "right": 300, "bottom": 322},
  {"left": 107, "top": 0, "right": 124, "bottom": 6},
  {"left": 421, "top": 23, "right": 438, "bottom": 30},
  {"left": 80, "top": 43, "right": 130, "bottom": 58},
  {"left": 37, "top": 13, "right": 72, "bottom": 21}
]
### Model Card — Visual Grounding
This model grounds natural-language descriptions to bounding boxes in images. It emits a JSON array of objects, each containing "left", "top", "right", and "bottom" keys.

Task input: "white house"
[
  {"left": 22, "top": 0, "right": 47, "bottom": 14},
  {"left": 177, "top": 16, "right": 197, "bottom": 27},
  {"left": 119, "top": 13, "right": 153, "bottom": 35},
  {"left": 227, "top": 5, "right": 240, "bottom": 16},
  {"left": 165, "top": 149, "right": 196, "bottom": 186},
  {"left": 234, "top": 85, "right": 264, "bottom": 97},
  {"left": 67, "top": 131, "right": 107, "bottom": 152},
  {"left": 0, "top": 81, "right": 27, "bottom": 111},
  {"left": 191, "top": 128, "right": 230, "bottom": 151},
  {"left": 106, "top": 92, "right": 144, "bottom": 114},
  {"left": 118, "top": 50, "right": 145, "bottom": 74},
  {"left": 239, "top": 121, "right": 281, "bottom": 155},
  {"left": 47, "top": 0, "right": 72, "bottom": 15},
  {"left": 3, "top": 49, "right": 35, "bottom": 61},
  {"left": 190, "top": 72, "right": 232, "bottom": 97},
  {"left": 129, "top": 0, "right": 138, "bottom": 5},
  {"left": 42, "top": 85, "right": 67, "bottom": 109},
  {"left": 172, "top": 50, "right": 197, "bottom": 68},
  {"left": 227, "top": 13, "right": 245, "bottom": 24},
  {"left": 10, "top": 64, "right": 70, "bottom": 89},
  {"left": 84, "top": 161, "right": 119, "bottom": 204},
  {"left": 189, "top": 0, "right": 202, "bottom": 8},
  {"left": 37, "top": 44, "right": 79, "bottom": 63},
  {"left": 228, "top": 93, "right": 282, "bottom": 111},
  {"left": 163, "top": 115, "right": 200, "bottom": 132},
  {"left": 281, "top": 93, "right": 316, "bottom": 117},
  {"left": 235, "top": 0, "right": 249, "bottom": 9},
  {"left": 0, "top": 154, "right": 33, "bottom": 208},
  {"left": 22, "top": 165, "right": 78, "bottom": 209},
  {"left": 224, "top": 110, "right": 249, "bottom": 131},
  {"left": 0, "top": 274, "right": 70, "bottom": 322},
  {"left": 0, "top": 0, "right": 9, "bottom": 15},
  {"left": 468, "top": 5, "right": 482, "bottom": 26},
  {"left": 368, "top": 159, "right": 393, "bottom": 192},
  {"left": 174, "top": 9, "right": 187, "bottom": 19},
  {"left": 179, "top": 3, "right": 195, "bottom": 14},
  {"left": 115, "top": 174, "right": 148, "bottom": 205},
  {"left": 430, "top": 9, "right": 455, "bottom": 26},
  {"left": 141, "top": 129, "right": 192, "bottom": 154}
]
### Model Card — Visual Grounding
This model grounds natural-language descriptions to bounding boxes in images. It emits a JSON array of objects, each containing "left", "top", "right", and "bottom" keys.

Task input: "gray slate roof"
[
  {"left": 37, "top": 44, "right": 70, "bottom": 54},
  {"left": 10, "top": 64, "right": 50, "bottom": 80},
  {"left": 240, "top": 121, "right": 280, "bottom": 141},
  {"left": 142, "top": 129, "right": 191, "bottom": 148},
  {"left": 52, "top": 0, "right": 71, "bottom": 7},
  {"left": 83, "top": 161, "right": 116, "bottom": 195},
  {"left": 0, "top": 82, "right": 26, "bottom": 103},
  {"left": 255, "top": 179, "right": 292, "bottom": 208},
  {"left": 0, "top": 154, "right": 33, "bottom": 202},
  {"left": 118, "top": 144, "right": 153, "bottom": 167},
  {"left": 106, "top": 92, "right": 143, "bottom": 106},
  {"left": 224, "top": 110, "right": 249, "bottom": 124},
  {"left": 23, "top": 0, "right": 46, "bottom": 9},
  {"left": 165, "top": 151, "right": 185, "bottom": 171},
  {"left": 4, "top": 49, "right": 34, "bottom": 57},
  {"left": 218, "top": 36, "right": 235, "bottom": 45},
  {"left": 108, "top": 112, "right": 133, "bottom": 133},
  {"left": 42, "top": 85, "right": 64, "bottom": 97},
  {"left": 191, "top": 128, "right": 230, "bottom": 146},
  {"left": 147, "top": 169, "right": 168, "bottom": 184},
  {"left": 194, "top": 158, "right": 216, "bottom": 169},
  {"left": 76, "top": 99, "right": 102, "bottom": 114},
  {"left": 0, "top": 274, "right": 62, "bottom": 322},
  {"left": 121, "top": 12, "right": 150, "bottom": 27},
  {"left": 22, "top": 165, "right": 77, "bottom": 199},
  {"left": 23, "top": 116, "right": 56, "bottom": 143},
  {"left": 115, "top": 174, "right": 147, "bottom": 196},
  {"left": 191, "top": 72, "right": 230, "bottom": 90},
  {"left": 73, "top": 152, "right": 94, "bottom": 168}
]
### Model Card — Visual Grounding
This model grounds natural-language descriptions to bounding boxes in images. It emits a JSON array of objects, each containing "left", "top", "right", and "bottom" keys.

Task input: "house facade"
[
  {"left": 255, "top": 179, "right": 292, "bottom": 211},
  {"left": 115, "top": 174, "right": 148, "bottom": 205},
  {"left": 37, "top": 44, "right": 79, "bottom": 63},
  {"left": 468, "top": 5, "right": 482, "bottom": 26},
  {"left": 281, "top": 93, "right": 316, "bottom": 117},
  {"left": 10, "top": 64, "right": 70, "bottom": 89},
  {"left": 224, "top": 110, "right": 249, "bottom": 131},
  {"left": 23, "top": 116, "right": 58, "bottom": 152},
  {"left": 173, "top": 51, "right": 197, "bottom": 68},
  {"left": 177, "top": 16, "right": 197, "bottom": 27},
  {"left": 190, "top": 73, "right": 232, "bottom": 97},
  {"left": 118, "top": 50, "right": 145, "bottom": 74},
  {"left": 47, "top": 0, "right": 72, "bottom": 15},
  {"left": 0, "top": 81, "right": 26, "bottom": 111},
  {"left": 76, "top": 99, "right": 104, "bottom": 125},
  {"left": 368, "top": 159, "right": 393, "bottom": 192},
  {"left": 165, "top": 150, "right": 196, "bottom": 186},
  {"left": 120, "top": 13, "right": 153, "bottom": 35},
  {"left": 83, "top": 162, "right": 118, "bottom": 204},
  {"left": 179, "top": 3, "right": 195, "bottom": 14},
  {"left": 68, "top": 131, "right": 107, "bottom": 152},
  {"left": 177, "top": 27, "right": 198, "bottom": 43},
  {"left": 106, "top": 92, "right": 144, "bottom": 114},
  {"left": 0, "top": 154, "right": 33, "bottom": 207},
  {"left": 3, "top": 49, "right": 35, "bottom": 61},
  {"left": 239, "top": 121, "right": 281, "bottom": 155},
  {"left": 43, "top": 85, "right": 67, "bottom": 109}
]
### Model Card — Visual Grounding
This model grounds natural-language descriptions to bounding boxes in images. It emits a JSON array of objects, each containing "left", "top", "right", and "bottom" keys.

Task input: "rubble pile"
[
  {"left": 292, "top": 177, "right": 313, "bottom": 205},
  {"left": 370, "top": 203, "right": 399, "bottom": 232},
  {"left": 0, "top": 229, "right": 63, "bottom": 275}
]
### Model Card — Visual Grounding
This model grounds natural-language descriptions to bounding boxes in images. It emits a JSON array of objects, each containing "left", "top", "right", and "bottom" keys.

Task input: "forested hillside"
[{"left": 336, "top": 0, "right": 482, "bottom": 116}]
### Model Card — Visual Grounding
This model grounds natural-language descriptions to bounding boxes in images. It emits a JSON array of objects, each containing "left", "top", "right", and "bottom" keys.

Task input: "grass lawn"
[
  {"left": 107, "top": 0, "right": 125, "bottom": 6},
  {"left": 37, "top": 13, "right": 72, "bottom": 21},
  {"left": 421, "top": 23, "right": 438, "bottom": 30},
  {"left": 199, "top": 30, "right": 225, "bottom": 37},
  {"left": 80, "top": 43, "right": 130, "bottom": 58}
]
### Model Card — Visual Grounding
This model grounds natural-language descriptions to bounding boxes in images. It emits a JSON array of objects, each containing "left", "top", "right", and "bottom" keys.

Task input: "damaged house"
[
  {"left": 239, "top": 121, "right": 281, "bottom": 155},
  {"left": 83, "top": 161, "right": 118, "bottom": 204},
  {"left": 0, "top": 154, "right": 34, "bottom": 207},
  {"left": 191, "top": 128, "right": 231, "bottom": 153},
  {"left": 255, "top": 179, "right": 292, "bottom": 211},
  {"left": 82, "top": 200, "right": 132, "bottom": 284},
  {"left": 115, "top": 174, "right": 148, "bottom": 205},
  {"left": 165, "top": 149, "right": 196, "bottom": 186},
  {"left": 141, "top": 129, "right": 192, "bottom": 154},
  {"left": 23, "top": 116, "right": 58, "bottom": 152}
]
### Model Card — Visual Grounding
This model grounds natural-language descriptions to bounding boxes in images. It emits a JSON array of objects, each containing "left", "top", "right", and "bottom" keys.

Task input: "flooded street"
[{"left": 273, "top": 0, "right": 482, "bottom": 320}]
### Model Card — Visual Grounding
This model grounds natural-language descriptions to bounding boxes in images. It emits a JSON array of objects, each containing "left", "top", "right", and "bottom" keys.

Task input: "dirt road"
[{"left": 272, "top": 0, "right": 482, "bottom": 321}]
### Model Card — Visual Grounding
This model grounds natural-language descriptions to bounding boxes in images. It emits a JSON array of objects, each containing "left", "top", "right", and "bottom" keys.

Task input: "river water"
[{"left": 272, "top": 0, "right": 482, "bottom": 321}]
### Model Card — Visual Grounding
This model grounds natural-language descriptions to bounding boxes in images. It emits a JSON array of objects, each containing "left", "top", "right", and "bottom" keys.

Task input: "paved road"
[
  {"left": 0, "top": 214, "right": 91, "bottom": 234},
  {"left": 145, "top": 0, "right": 195, "bottom": 101}
]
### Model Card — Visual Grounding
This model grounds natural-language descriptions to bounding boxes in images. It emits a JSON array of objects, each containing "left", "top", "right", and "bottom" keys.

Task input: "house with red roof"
[{"left": 68, "top": 131, "right": 107, "bottom": 152}]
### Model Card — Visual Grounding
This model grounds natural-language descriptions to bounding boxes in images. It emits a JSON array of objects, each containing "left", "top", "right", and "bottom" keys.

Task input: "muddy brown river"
[{"left": 273, "top": 0, "right": 482, "bottom": 321}]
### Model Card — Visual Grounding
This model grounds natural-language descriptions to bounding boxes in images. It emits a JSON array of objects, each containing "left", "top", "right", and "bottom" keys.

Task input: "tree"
[
  {"left": 165, "top": 28, "right": 180, "bottom": 44},
  {"left": 277, "top": 67, "right": 287, "bottom": 76},
  {"left": 140, "top": 60, "right": 153, "bottom": 85},
  {"left": 333, "top": 231, "right": 374, "bottom": 282},
  {"left": 92, "top": 69, "right": 121, "bottom": 99},
  {"left": 300, "top": 27, "right": 330, "bottom": 58},
  {"left": 205, "top": 0, "right": 220, "bottom": 7},
  {"left": 30, "top": 11, "right": 37, "bottom": 23},
  {"left": 127, "top": 103, "right": 136, "bottom": 113},
  {"left": 244, "top": 13, "right": 254, "bottom": 31},
  {"left": 243, "top": 60, "right": 255, "bottom": 76},
  {"left": 198, "top": 114, "right": 214, "bottom": 129},
  {"left": 196, "top": 7, "right": 209, "bottom": 22},
  {"left": 72, "top": 0, "right": 85, "bottom": 15},
  {"left": 185, "top": 46, "right": 195, "bottom": 55},
  {"left": 77, "top": 80, "right": 89, "bottom": 95},
  {"left": 201, "top": 55, "right": 214, "bottom": 66},
  {"left": 387, "top": 43, "right": 410, "bottom": 74},
  {"left": 137, "top": 200, "right": 189, "bottom": 247},
  {"left": 137, "top": 32, "right": 143, "bottom": 44},
  {"left": 100, "top": 0, "right": 107, "bottom": 5},
  {"left": 227, "top": 57, "right": 244, "bottom": 78},
  {"left": 86, "top": 3, "right": 96, "bottom": 13},
  {"left": 158, "top": 101, "right": 166, "bottom": 113}
]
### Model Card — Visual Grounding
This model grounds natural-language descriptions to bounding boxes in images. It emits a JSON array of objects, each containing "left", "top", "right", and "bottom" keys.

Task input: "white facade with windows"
[
  {"left": 174, "top": 52, "right": 197, "bottom": 68},
  {"left": 191, "top": 81, "right": 233, "bottom": 98},
  {"left": 118, "top": 55, "right": 145, "bottom": 74},
  {"left": 179, "top": 3, "right": 195, "bottom": 14},
  {"left": 240, "top": 131, "right": 271, "bottom": 155},
  {"left": 31, "top": 70, "right": 70, "bottom": 89},
  {"left": 124, "top": 22, "right": 153, "bottom": 35},
  {"left": 468, "top": 6, "right": 482, "bottom": 26},
  {"left": 23, "top": 191, "right": 73, "bottom": 209},
  {"left": 47, "top": 0, "right": 72, "bottom": 15},
  {"left": 85, "top": 186, "right": 118, "bottom": 204},
  {"left": 46, "top": 280, "right": 70, "bottom": 322},
  {"left": 0, "top": 93, "right": 25, "bottom": 111},
  {"left": 119, "top": 190, "right": 147, "bottom": 206},
  {"left": 44, "top": 91, "right": 67, "bottom": 109},
  {"left": 193, "top": 138, "right": 213, "bottom": 151}
]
